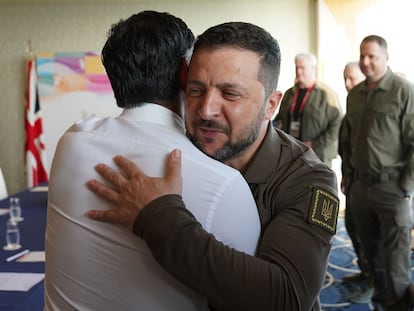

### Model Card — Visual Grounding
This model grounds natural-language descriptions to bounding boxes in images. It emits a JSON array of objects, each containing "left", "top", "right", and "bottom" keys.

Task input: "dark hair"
[
  {"left": 193, "top": 22, "right": 281, "bottom": 98},
  {"left": 102, "top": 11, "right": 194, "bottom": 108},
  {"left": 361, "top": 35, "right": 388, "bottom": 51}
]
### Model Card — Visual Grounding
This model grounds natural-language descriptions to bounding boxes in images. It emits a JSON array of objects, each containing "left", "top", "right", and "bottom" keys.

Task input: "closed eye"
[
  {"left": 187, "top": 88, "right": 204, "bottom": 97},
  {"left": 222, "top": 91, "right": 242, "bottom": 101}
]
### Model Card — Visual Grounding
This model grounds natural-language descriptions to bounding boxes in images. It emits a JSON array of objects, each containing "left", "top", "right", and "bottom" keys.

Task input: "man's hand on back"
[{"left": 85, "top": 149, "right": 183, "bottom": 229}]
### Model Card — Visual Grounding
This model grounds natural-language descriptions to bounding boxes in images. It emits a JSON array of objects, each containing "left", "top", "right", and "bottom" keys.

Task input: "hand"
[{"left": 85, "top": 149, "right": 183, "bottom": 229}]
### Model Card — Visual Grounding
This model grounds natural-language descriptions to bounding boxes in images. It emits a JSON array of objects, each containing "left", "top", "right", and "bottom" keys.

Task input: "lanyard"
[{"left": 289, "top": 83, "right": 315, "bottom": 114}]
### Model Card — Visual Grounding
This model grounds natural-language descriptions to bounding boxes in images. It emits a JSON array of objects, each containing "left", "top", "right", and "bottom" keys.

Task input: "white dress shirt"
[{"left": 44, "top": 104, "right": 260, "bottom": 311}]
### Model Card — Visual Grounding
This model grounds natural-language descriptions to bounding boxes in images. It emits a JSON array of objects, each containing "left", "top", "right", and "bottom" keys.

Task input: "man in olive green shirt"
[
  {"left": 274, "top": 53, "right": 343, "bottom": 167},
  {"left": 341, "top": 35, "right": 414, "bottom": 311},
  {"left": 339, "top": 62, "right": 374, "bottom": 304}
]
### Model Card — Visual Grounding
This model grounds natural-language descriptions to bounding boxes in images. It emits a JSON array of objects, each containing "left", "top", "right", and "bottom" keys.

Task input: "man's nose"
[
  {"left": 198, "top": 90, "right": 221, "bottom": 120},
  {"left": 360, "top": 57, "right": 369, "bottom": 66}
]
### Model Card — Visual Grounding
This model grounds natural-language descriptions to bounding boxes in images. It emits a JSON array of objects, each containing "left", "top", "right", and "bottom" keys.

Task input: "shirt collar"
[
  {"left": 376, "top": 67, "right": 394, "bottom": 91},
  {"left": 244, "top": 124, "right": 279, "bottom": 184},
  {"left": 243, "top": 124, "right": 316, "bottom": 185},
  {"left": 119, "top": 103, "right": 185, "bottom": 134},
  {"left": 360, "top": 67, "right": 393, "bottom": 93}
]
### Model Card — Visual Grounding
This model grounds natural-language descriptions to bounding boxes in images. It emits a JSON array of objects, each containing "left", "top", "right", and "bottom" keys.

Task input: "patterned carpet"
[{"left": 319, "top": 214, "right": 414, "bottom": 311}]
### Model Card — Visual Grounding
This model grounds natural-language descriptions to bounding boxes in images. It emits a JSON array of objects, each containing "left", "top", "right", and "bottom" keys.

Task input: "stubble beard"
[{"left": 188, "top": 107, "right": 265, "bottom": 162}]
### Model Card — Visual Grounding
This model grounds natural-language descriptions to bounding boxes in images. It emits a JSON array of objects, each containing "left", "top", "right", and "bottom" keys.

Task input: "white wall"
[
  {"left": 320, "top": 0, "right": 414, "bottom": 110},
  {"left": 0, "top": 0, "right": 315, "bottom": 194}
]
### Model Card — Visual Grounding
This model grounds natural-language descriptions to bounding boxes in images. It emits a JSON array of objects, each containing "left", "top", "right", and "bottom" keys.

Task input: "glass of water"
[
  {"left": 3, "top": 219, "right": 21, "bottom": 251},
  {"left": 9, "top": 197, "right": 23, "bottom": 222}
]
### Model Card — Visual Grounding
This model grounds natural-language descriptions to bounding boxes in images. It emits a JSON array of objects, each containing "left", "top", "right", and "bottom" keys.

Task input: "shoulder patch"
[{"left": 307, "top": 187, "right": 339, "bottom": 235}]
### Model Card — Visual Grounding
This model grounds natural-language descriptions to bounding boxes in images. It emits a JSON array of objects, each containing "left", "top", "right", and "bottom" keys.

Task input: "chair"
[{"left": 0, "top": 167, "right": 8, "bottom": 200}]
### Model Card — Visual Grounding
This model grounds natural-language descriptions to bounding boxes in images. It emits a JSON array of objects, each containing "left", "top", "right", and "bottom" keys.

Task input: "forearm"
[
  {"left": 317, "top": 119, "right": 341, "bottom": 149},
  {"left": 316, "top": 103, "right": 342, "bottom": 147},
  {"left": 134, "top": 195, "right": 328, "bottom": 311},
  {"left": 134, "top": 195, "right": 270, "bottom": 310}
]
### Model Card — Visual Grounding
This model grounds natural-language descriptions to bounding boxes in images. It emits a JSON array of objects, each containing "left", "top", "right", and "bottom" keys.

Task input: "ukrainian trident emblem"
[{"left": 321, "top": 199, "right": 333, "bottom": 221}]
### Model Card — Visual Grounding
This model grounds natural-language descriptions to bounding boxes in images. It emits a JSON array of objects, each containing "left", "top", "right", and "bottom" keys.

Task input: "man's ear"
[
  {"left": 180, "top": 59, "right": 188, "bottom": 90},
  {"left": 265, "top": 90, "right": 283, "bottom": 120}
]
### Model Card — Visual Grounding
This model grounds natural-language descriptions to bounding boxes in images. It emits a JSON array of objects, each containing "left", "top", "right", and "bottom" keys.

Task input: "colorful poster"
[
  {"left": 36, "top": 51, "right": 113, "bottom": 97},
  {"left": 34, "top": 52, "right": 121, "bottom": 173}
]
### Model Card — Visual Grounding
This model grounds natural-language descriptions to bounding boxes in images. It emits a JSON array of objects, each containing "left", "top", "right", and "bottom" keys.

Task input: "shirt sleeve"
[
  {"left": 314, "top": 91, "right": 343, "bottom": 155},
  {"left": 134, "top": 188, "right": 332, "bottom": 311},
  {"left": 400, "top": 84, "right": 414, "bottom": 192},
  {"left": 339, "top": 114, "right": 354, "bottom": 192}
]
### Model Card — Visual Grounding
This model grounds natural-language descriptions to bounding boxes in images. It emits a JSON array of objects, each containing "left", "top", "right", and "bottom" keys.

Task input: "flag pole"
[
  {"left": 26, "top": 39, "right": 34, "bottom": 60},
  {"left": 24, "top": 40, "right": 49, "bottom": 187}
]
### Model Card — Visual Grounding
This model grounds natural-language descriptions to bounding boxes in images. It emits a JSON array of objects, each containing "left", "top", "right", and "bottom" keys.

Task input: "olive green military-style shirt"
[
  {"left": 275, "top": 83, "right": 343, "bottom": 165},
  {"left": 134, "top": 125, "right": 339, "bottom": 311},
  {"left": 341, "top": 68, "right": 414, "bottom": 192}
]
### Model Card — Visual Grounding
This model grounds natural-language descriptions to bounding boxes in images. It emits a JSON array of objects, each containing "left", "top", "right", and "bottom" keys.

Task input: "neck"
[
  {"left": 367, "top": 68, "right": 387, "bottom": 90},
  {"left": 367, "top": 80, "right": 379, "bottom": 90},
  {"left": 157, "top": 95, "right": 183, "bottom": 118},
  {"left": 297, "top": 80, "right": 315, "bottom": 89}
]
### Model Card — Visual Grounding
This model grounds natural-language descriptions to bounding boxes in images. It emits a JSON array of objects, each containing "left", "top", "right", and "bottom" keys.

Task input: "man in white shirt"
[{"left": 44, "top": 11, "right": 260, "bottom": 311}]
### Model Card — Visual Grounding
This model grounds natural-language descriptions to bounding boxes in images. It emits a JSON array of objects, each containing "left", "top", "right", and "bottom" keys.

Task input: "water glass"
[
  {"left": 9, "top": 197, "right": 23, "bottom": 222},
  {"left": 3, "top": 219, "right": 21, "bottom": 251}
]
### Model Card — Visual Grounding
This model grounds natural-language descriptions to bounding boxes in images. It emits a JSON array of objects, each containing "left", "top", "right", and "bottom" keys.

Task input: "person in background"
[
  {"left": 86, "top": 22, "right": 339, "bottom": 311},
  {"left": 274, "top": 53, "right": 343, "bottom": 167},
  {"left": 341, "top": 35, "right": 414, "bottom": 311},
  {"left": 343, "top": 61, "right": 366, "bottom": 94},
  {"left": 339, "top": 61, "right": 374, "bottom": 304},
  {"left": 44, "top": 11, "right": 260, "bottom": 311}
]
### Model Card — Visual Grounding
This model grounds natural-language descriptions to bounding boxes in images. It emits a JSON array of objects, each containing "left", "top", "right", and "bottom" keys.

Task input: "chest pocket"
[
  {"left": 370, "top": 100, "right": 400, "bottom": 133},
  {"left": 372, "top": 99, "right": 400, "bottom": 115}
]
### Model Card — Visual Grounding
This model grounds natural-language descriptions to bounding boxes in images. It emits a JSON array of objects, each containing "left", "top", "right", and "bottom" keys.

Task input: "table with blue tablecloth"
[{"left": 0, "top": 185, "right": 47, "bottom": 311}]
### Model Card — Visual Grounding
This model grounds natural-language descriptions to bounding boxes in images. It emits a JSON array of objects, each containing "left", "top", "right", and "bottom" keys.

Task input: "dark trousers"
[
  {"left": 344, "top": 195, "right": 371, "bottom": 279},
  {"left": 349, "top": 179, "right": 412, "bottom": 310}
]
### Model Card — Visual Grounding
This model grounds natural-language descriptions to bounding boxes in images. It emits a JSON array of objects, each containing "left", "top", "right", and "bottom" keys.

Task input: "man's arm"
[
  {"left": 339, "top": 115, "right": 354, "bottom": 193},
  {"left": 87, "top": 151, "right": 332, "bottom": 311},
  {"left": 314, "top": 93, "right": 343, "bottom": 152},
  {"left": 400, "top": 89, "right": 414, "bottom": 194},
  {"left": 132, "top": 186, "right": 332, "bottom": 311}
]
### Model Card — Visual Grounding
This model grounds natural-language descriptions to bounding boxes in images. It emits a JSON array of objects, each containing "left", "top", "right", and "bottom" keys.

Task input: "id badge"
[{"left": 289, "top": 121, "right": 300, "bottom": 138}]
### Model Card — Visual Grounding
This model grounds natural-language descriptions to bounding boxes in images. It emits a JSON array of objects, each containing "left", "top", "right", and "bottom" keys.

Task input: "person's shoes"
[
  {"left": 348, "top": 285, "right": 374, "bottom": 304},
  {"left": 342, "top": 272, "right": 365, "bottom": 283}
]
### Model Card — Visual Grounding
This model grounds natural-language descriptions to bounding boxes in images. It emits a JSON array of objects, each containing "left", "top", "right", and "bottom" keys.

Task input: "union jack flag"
[{"left": 25, "top": 58, "right": 48, "bottom": 187}]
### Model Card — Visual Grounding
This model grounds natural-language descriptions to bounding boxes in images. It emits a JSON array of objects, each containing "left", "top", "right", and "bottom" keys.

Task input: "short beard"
[{"left": 188, "top": 106, "right": 265, "bottom": 162}]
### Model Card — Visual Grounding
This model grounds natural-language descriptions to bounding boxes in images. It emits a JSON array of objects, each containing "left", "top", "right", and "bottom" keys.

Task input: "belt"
[{"left": 355, "top": 170, "right": 401, "bottom": 185}]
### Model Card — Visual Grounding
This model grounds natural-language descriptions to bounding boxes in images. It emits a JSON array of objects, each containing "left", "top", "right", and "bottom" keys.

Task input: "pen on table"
[{"left": 5, "top": 249, "right": 30, "bottom": 262}]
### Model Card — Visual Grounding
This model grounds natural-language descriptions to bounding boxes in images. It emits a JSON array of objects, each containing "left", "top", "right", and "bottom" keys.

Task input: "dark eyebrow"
[
  {"left": 187, "top": 80, "right": 245, "bottom": 92},
  {"left": 217, "top": 82, "right": 244, "bottom": 90},
  {"left": 187, "top": 80, "right": 242, "bottom": 88}
]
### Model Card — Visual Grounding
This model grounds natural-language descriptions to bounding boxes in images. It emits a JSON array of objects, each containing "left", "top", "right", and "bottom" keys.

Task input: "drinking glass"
[
  {"left": 3, "top": 219, "right": 21, "bottom": 251},
  {"left": 9, "top": 197, "right": 23, "bottom": 222}
]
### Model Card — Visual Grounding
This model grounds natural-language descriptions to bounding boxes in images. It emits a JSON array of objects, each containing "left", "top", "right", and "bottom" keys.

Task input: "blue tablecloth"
[{"left": 0, "top": 185, "right": 47, "bottom": 311}]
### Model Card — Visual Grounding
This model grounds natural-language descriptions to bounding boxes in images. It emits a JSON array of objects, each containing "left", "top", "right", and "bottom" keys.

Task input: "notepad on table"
[{"left": 0, "top": 272, "right": 44, "bottom": 291}]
